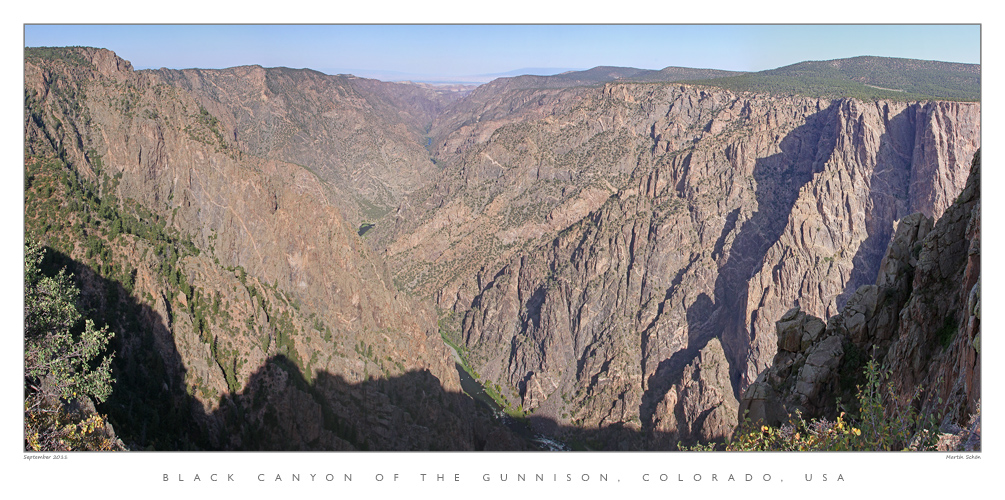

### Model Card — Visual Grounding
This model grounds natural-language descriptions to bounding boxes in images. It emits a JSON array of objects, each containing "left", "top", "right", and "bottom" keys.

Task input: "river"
[{"left": 445, "top": 344, "right": 568, "bottom": 451}]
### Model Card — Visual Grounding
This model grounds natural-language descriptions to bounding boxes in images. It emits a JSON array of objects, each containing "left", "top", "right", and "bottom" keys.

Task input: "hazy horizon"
[{"left": 23, "top": 25, "right": 980, "bottom": 84}]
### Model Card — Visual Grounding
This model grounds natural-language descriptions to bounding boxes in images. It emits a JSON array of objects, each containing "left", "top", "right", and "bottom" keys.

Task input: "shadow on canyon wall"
[
  {"left": 43, "top": 102, "right": 929, "bottom": 450},
  {"left": 640, "top": 103, "right": 841, "bottom": 431},
  {"left": 840, "top": 105, "right": 916, "bottom": 307},
  {"left": 42, "top": 247, "right": 529, "bottom": 451},
  {"left": 41, "top": 247, "right": 207, "bottom": 450},
  {"left": 46, "top": 246, "right": 726, "bottom": 451},
  {"left": 709, "top": 102, "right": 841, "bottom": 396}
]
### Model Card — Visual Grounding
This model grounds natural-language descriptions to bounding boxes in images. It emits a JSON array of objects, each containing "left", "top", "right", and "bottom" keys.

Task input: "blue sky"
[
  {"left": 5, "top": 7, "right": 1003, "bottom": 492},
  {"left": 23, "top": 25, "right": 980, "bottom": 82}
]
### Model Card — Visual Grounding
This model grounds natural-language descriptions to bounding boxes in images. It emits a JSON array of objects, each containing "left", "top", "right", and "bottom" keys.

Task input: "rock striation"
[
  {"left": 24, "top": 46, "right": 980, "bottom": 450},
  {"left": 740, "top": 151, "right": 981, "bottom": 449},
  {"left": 397, "top": 81, "right": 979, "bottom": 448},
  {"left": 24, "top": 47, "right": 515, "bottom": 450},
  {"left": 145, "top": 65, "right": 468, "bottom": 226},
  {"left": 650, "top": 338, "right": 738, "bottom": 447}
]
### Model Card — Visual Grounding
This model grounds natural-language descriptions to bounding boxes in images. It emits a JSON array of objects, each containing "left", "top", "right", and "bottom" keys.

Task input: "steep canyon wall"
[
  {"left": 408, "top": 82, "right": 979, "bottom": 447},
  {"left": 24, "top": 47, "right": 979, "bottom": 450},
  {"left": 24, "top": 47, "right": 512, "bottom": 450}
]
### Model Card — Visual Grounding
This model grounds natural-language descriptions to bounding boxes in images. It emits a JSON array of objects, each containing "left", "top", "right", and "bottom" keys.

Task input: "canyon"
[{"left": 23, "top": 47, "right": 980, "bottom": 450}]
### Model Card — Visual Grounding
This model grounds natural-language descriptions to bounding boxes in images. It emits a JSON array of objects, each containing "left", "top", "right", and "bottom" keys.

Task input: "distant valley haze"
[
  {"left": 23, "top": 24, "right": 979, "bottom": 83},
  {"left": 8, "top": 9, "right": 996, "bottom": 500},
  {"left": 315, "top": 67, "right": 588, "bottom": 85},
  {"left": 17, "top": 22, "right": 983, "bottom": 490},
  {"left": 22, "top": 39, "right": 980, "bottom": 451}
]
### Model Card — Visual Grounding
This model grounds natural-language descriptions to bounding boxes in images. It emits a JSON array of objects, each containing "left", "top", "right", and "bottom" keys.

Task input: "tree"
[{"left": 24, "top": 238, "right": 117, "bottom": 450}]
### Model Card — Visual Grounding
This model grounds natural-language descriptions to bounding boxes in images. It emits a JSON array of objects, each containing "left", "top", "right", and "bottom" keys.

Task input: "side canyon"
[{"left": 23, "top": 47, "right": 980, "bottom": 450}]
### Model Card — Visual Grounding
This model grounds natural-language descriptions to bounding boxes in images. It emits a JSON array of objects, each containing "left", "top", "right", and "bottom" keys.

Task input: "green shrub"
[
  {"left": 852, "top": 359, "right": 939, "bottom": 450},
  {"left": 726, "top": 359, "right": 939, "bottom": 451},
  {"left": 726, "top": 411, "right": 861, "bottom": 451},
  {"left": 24, "top": 239, "right": 116, "bottom": 451}
]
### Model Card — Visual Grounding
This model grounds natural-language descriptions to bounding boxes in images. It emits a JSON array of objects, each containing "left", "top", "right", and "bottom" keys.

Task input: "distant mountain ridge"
[
  {"left": 39, "top": 43, "right": 978, "bottom": 100},
  {"left": 478, "top": 65, "right": 744, "bottom": 91},
  {"left": 477, "top": 67, "right": 584, "bottom": 78},
  {"left": 393, "top": 55, "right": 978, "bottom": 102},
  {"left": 23, "top": 46, "right": 980, "bottom": 451},
  {"left": 490, "top": 56, "right": 979, "bottom": 101},
  {"left": 694, "top": 55, "right": 980, "bottom": 101}
]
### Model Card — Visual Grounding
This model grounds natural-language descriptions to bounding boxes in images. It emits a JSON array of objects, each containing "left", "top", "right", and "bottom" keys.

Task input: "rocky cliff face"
[
  {"left": 24, "top": 47, "right": 979, "bottom": 450},
  {"left": 740, "top": 151, "right": 980, "bottom": 449},
  {"left": 389, "top": 81, "right": 978, "bottom": 448},
  {"left": 24, "top": 47, "right": 514, "bottom": 450},
  {"left": 144, "top": 65, "right": 468, "bottom": 226}
]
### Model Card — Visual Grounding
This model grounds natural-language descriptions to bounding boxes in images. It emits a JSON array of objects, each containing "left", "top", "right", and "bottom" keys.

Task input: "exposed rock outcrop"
[
  {"left": 739, "top": 151, "right": 981, "bottom": 449},
  {"left": 651, "top": 338, "right": 738, "bottom": 447},
  {"left": 24, "top": 47, "right": 512, "bottom": 450},
  {"left": 405, "top": 80, "right": 978, "bottom": 448},
  {"left": 146, "top": 66, "right": 467, "bottom": 226},
  {"left": 24, "top": 46, "right": 980, "bottom": 450}
]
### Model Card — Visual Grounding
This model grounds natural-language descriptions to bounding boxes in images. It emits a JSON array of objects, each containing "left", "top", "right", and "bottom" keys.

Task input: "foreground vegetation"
[
  {"left": 684, "top": 360, "right": 943, "bottom": 451},
  {"left": 24, "top": 239, "right": 118, "bottom": 451}
]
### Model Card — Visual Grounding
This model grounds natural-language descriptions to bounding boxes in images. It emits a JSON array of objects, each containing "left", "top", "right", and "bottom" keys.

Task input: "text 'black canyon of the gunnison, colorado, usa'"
[{"left": 24, "top": 47, "right": 980, "bottom": 451}]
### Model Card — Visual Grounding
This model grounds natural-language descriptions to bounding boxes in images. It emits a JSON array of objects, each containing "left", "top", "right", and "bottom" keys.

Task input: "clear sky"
[
  {"left": 5, "top": 4, "right": 1004, "bottom": 493},
  {"left": 23, "top": 24, "right": 980, "bottom": 82}
]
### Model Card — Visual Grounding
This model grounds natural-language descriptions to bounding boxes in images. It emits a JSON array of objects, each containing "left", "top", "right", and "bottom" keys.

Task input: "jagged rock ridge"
[
  {"left": 390, "top": 80, "right": 978, "bottom": 448},
  {"left": 24, "top": 46, "right": 518, "bottom": 450},
  {"left": 740, "top": 151, "right": 981, "bottom": 449},
  {"left": 144, "top": 64, "right": 469, "bottom": 226},
  {"left": 23, "top": 46, "right": 980, "bottom": 450}
]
